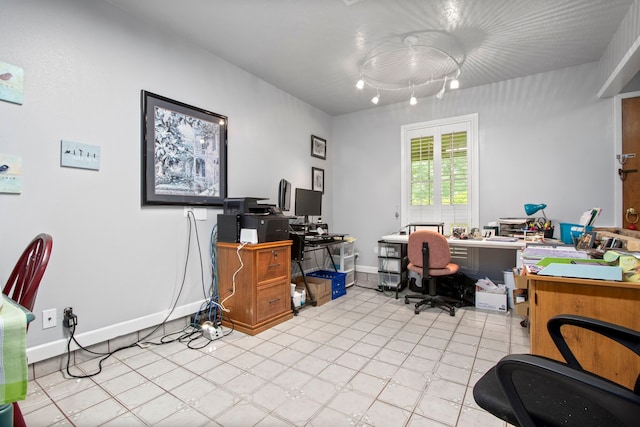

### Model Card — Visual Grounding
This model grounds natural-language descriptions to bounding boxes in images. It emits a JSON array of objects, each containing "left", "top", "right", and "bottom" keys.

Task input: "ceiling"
[{"left": 104, "top": 0, "right": 634, "bottom": 116}]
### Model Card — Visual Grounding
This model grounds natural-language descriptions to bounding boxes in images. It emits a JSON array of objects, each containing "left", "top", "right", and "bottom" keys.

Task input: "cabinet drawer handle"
[
  {"left": 268, "top": 263, "right": 281, "bottom": 268},
  {"left": 269, "top": 297, "right": 281, "bottom": 304}
]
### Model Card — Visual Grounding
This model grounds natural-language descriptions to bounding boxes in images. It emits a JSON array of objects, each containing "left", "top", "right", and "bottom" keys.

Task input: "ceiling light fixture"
[
  {"left": 355, "top": 30, "right": 465, "bottom": 104},
  {"left": 409, "top": 88, "right": 417, "bottom": 105}
]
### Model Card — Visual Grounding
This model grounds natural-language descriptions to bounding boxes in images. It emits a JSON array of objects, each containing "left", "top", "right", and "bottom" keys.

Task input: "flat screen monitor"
[
  {"left": 295, "top": 188, "right": 322, "bottom": 222},
  {"left": 278, "top": 179, "right": 291, "bottom": 211}
]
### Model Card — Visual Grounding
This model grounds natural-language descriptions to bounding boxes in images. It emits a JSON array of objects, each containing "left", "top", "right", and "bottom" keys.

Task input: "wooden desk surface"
[{"left": 528, "top": 275, "right": 640, "bottom": 390}]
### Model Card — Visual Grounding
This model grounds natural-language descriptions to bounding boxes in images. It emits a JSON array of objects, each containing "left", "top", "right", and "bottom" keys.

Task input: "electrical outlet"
[
  {"left": 42, "top": 308, "right": 56, "bottom": 329},
  {"left": 183, "top": 207, "right": 207, "bottom": 221}
]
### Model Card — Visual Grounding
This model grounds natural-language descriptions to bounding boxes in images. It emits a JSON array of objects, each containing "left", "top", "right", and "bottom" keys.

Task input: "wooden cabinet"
[
  {"left": 528, "top": 275, "right": 640, "bottom": 389},
  {"left": 217, "top": 240, "right": 293, "bottom": 335}
]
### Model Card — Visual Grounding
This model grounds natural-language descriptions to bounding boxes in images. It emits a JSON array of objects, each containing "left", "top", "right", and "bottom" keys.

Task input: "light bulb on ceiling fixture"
[
  {"left": 371, "top": 89, "right": 380, "bottom": 104},
  {"left": 449, "top": 78, "right": 459, "bottom": 89},
  {"left": 409, "top": 90, "right": 417, "bottom": 106},
  {"left": 356, "top": 77, "right": 365, "bottom": 90}
]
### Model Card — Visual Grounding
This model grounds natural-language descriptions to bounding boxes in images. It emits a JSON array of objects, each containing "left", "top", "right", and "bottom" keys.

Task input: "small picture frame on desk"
[
  {"left": 482, "top": 226, "right": 497, "bottom": 239},
  {"left": 576, "top": 231, "right": 597, "bottom": 250},
  {"left": 451, "top": 225, "right": 467, "bottom": 238}
]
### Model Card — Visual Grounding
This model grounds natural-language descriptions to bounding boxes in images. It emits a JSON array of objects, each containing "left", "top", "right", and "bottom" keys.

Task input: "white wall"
[
  {"left": 332, "top": 62, "right": 617, "bottom": 271},
  {"left": 0, "top": 0, "right": 332, "bottom": 362}
]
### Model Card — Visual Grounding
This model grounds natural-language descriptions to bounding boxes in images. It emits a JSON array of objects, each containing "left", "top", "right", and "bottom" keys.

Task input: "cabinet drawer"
[
  {"left": 256, "top": 247, "right": 289, "bottom": 284},
  {"left": 256, "top": 283, "right": 289, "bottom": 323}
]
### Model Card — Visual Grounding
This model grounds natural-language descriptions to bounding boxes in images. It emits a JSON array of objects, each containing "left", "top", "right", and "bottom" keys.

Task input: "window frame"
[{"left": 400, "top": 113, "right": 479, "bottom": 232}]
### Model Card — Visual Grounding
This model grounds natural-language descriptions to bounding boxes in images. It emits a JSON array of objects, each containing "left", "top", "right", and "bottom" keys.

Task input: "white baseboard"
[
  {"left": 356, "top": 264, "right": 378, "bottom": 274},
  {"left": 26, "top": 300, "right": 206, "bottom": 364}
]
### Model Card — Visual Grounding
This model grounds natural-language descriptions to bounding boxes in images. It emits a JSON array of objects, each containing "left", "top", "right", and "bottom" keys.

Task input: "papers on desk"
[
  {"left": 521, "top": 244, "right": 623, "bottom": 280},
  {"left": 486, "top": 236, "right": 518, "bottom": 242},
  {"left": 579, "top": 207, "right": 602, "bottom": 227},
  {"left": 522, "top": 246, "right": 589, "bottom": 261}
]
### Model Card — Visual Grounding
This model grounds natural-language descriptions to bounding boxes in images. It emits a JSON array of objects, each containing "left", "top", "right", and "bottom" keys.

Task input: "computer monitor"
[
  {"left": 278, "top": 179, "right": 291, "bottom": 211},
  {"left": 294, "top": 188, "right": 322, "bottom": 223}
]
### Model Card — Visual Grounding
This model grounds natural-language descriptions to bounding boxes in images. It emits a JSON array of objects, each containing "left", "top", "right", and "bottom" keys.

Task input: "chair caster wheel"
[
  {"left": 414, "top": 309, "right": 420, "bottom": 314},
  {"left": 449, "top": 307, "right": 455, "bottom": 316},
  {"left": 404, "top": 297, "right": 409, "bottom": 304}
]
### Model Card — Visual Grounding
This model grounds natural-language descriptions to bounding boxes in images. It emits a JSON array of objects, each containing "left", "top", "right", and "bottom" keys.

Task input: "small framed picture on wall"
[
  {"left": 312, "top": 167, "right": 324, "bottom": 193},
  {"left": 311, "top": 135, "right": 326, "bottom": 159}
]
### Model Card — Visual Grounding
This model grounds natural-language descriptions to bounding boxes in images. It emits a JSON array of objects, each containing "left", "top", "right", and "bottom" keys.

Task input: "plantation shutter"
[{"left": 405, "top": 121, "right": 472, "bottom": 233}]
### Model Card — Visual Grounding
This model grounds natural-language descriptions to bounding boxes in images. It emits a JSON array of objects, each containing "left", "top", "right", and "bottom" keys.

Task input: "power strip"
[{"left": 201, "top": 321, "right": 223, "bottom": 340}]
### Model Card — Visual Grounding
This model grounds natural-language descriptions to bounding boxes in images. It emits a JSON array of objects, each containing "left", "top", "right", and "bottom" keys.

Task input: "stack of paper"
[{"left": 579, "top": 207, "right": 602, "bottom": 227}]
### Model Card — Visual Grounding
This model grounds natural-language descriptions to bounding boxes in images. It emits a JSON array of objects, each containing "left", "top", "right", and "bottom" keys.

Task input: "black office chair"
[
  {"left": 473, "top": 315, "right": 640, "bottom": 427},
  {"left": 404, "top": 230, "right": 459, "bottom": 316}
]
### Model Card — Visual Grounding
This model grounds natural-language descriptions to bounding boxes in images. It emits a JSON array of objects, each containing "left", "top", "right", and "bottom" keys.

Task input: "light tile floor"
[{"left": 22, "top": 281, "right": 528, "bottom": 426}]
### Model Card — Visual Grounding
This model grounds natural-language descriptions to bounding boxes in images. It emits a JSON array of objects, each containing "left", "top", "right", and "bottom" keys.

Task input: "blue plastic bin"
[
  {"left": 559, "top": 223, "right": 593, "bottom": 244},
  {"left": 307, "top": 270, "right": 347, "bottom": 300}
]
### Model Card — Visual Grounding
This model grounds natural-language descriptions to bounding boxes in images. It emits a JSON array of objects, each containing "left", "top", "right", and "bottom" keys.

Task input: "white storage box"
[
  {"left": 475, "top": 289, "right": 507, "bottom": 313},
  {"left": 379, "top": 242, "right": 402, "bottom": 258},
  {"left": 337, "top": 256, "right": 355, "bottom": 272},
  {"left": 345, "top": 270, "right": 354, "bottom": 287},
  {"left": 378, "top": 272, "right": 403, "bottom": 289},
  {"left": 378, "top": 257, "right": 401, "bottom": 273},
  {"left": 331, "top": 241, "right": 355, "bottom": 256}
]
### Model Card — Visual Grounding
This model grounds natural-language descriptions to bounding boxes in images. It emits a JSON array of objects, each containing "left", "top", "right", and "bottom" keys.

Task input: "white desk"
[
  {"left": 380, "top": 234, "right": 526, "bottom": 250},
  {"left": 380, "top": 234, "right": 525, "bottom": 281}
]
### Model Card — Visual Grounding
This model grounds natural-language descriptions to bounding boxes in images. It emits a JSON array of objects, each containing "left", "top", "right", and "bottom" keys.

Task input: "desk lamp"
[{"left": 524, "top": 203, "right": 547, "bottom": 219}]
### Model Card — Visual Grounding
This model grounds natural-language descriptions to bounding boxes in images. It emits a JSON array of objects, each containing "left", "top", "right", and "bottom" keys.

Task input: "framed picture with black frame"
[
  {"left": 141, "top": 91, "right": 227, "bottom": 206},
  {"left": 312, "top": 167, "right": 324, "bottom": 193},
  {"left": 310, "top": 135, "right": 326, "bottom": 160}
]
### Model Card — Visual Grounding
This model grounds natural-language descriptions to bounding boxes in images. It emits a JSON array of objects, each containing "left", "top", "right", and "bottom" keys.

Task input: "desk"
[
  {"left": 380, "top": 234, "right": 525, "bottom": 282},
  {"left": 380, "top": 233, "right": 525, "bottom": 250},
  {"left": 291, "top": 236, "right": 352, "bottom": 312},
  {"left": 528, "top": 274, "right": 640, "bottom": 390}
]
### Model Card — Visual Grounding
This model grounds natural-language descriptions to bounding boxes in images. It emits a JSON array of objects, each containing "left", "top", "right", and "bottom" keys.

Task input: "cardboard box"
[
  {"left": 475, "top": 289, "right": 508, "bottom": 313},
  {"left": 294, "top": 276, "right": 331, "bottom": 306},
  {"left": 513, "top": 288, "right": 528, "bottom": 316},
  {"left": 513, "top": 268, "right": 528, "bottom": 289}
]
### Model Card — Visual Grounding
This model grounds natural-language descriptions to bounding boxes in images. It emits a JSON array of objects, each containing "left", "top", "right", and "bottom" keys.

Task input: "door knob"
[{"left": 626, "top": 208, "right": 639, "bottom": 224}]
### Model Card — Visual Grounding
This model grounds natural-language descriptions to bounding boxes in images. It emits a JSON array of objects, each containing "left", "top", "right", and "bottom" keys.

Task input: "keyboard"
[{"left": 304, "top": 235, "right": 336, "bottom": 244}]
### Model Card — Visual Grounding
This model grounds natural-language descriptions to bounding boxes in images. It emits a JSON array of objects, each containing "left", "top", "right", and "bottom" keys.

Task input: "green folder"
[{"left": 536, "top": 257, "right": 611, "bottom": 267}]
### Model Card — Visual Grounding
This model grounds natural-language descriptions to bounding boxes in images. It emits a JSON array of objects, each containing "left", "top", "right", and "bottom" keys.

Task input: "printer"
[{"left": 217, "top": 197, "right": 289, "bottom": 243}]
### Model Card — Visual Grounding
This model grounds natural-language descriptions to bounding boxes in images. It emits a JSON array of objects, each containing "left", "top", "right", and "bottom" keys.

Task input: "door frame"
[{"left": 614, "top": 90, "right": 640, "bottom": 227}]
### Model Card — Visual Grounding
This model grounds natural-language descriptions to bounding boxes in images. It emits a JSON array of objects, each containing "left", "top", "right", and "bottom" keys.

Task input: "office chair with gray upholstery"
[
  {"left": 404, "top": 229, "right": 459, "bottom": 316},
  {"left": 473, "top": 314, "right": 640, "bottom": 427}
]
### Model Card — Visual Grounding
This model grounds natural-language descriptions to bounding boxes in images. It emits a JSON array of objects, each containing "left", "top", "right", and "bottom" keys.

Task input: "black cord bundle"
[{"left": 65, "top": 211, "right": 231, "bottom": 379}]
